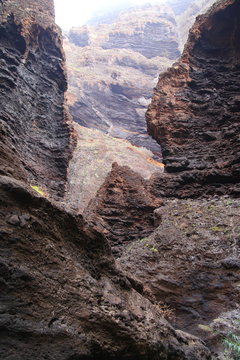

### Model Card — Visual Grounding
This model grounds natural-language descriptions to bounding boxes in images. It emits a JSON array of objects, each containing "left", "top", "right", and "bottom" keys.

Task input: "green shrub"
[{"left": 223, "top": 332, "right": 240, "bottom": 359}]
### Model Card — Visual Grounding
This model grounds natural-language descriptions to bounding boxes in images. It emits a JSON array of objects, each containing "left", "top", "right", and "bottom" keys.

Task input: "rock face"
[
  {"left": 100, "top": 5, "right": 180, "bottom": 60},
  {"left": 0, "top": 0, "right": 74, "bottom": 198},
  {"left": 81, "top": 2, "right": 240, "bottom": 355},
  {"left": 118, "top": 197, "right": 240, "bottom": 337},
  {"left": 65, "top": 3, "right": 179, "bottom": 154},
  {"left": 0, "top": 175, "right": 211, "bottom": 360},
  {"left": 65, "top": 123, "right": 164, "bottom": 213},
  {"left": 0, "top": 1, "right": 211, "bottom": 359},
  {"left": 177, "top": 0, "right": 217, "bottom": 50},
  {"left": 84, "top": 163, "right": 163, "bottom": 257},
  {"left": 146, "top": 0, "right": 240, "bottom": 197},
  {"left": 65, "top": 0, "right": 217, "bottom": 157}
]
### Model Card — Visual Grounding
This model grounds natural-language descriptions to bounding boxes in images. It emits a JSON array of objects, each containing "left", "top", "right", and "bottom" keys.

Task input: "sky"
[{"left": 54, "top": 0, "right": 165, "bottom": 30}]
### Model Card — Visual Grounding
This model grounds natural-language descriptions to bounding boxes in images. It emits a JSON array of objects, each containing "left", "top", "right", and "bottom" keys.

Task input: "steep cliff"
[
  {"left": 0, "top": 0, "right": 75, "bottom": 198},
  {"left": 83, "top": 1, "right": 240, "bottom": 353},
  {"left": 177, "top": 0, "right": 217, "bottom": 49},
  {"left": 65, "top": 3, "right": 179, "bottom": 153},
  {"left": 0, "top": 1, "right": 211, "bottom": 359},
  {"left": 147, "top": 0, "right": 240, "bottom": 197},
  {"left": 65, "top": 0, "right": 218, "bottom": 157},
  {"left": 84, "top": 162, "right": 163, "bottom": 257}
]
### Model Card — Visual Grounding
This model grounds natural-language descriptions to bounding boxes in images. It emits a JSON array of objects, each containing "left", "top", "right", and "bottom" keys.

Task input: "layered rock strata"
[
  {"left": 177, "top": 0, "right": 217, "bottom": 50},
  {"left": 0, "top": 0, "right": 74, "bottom": 198},
  {"left": 118, "top": 196, "right": 240, "bottom": 337},
  {"left": 84, "top": 1, "right": 240, "bottom": 353},
  {"left": 0, "top": 1, "right": 211, "bottom": 359},
  {"left": 146, "top": 0, "right": 240, "bottom": 196},
  {"left": 0, "top": 175, "right": 211, "bottom": 360},
  {"left": 84, "top": 162, "right": 163, "bottom": 257},
  {"left": 65, "top": 3, "right": 179, "bottom": 154},
  {"left": 65, "top": 0, "right": 218, "bottom": 157}
]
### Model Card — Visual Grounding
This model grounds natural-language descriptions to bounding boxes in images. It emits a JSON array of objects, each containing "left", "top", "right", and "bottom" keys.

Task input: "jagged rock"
[
  {"left": 65, "top": 123, "right": 164, "bottom": 213},
  {"left": 118, "top": 196, "right": 240, "bottom": 341},
  {"left": 146, "top": 0, "right": 240, "bottom": 197},
  {"left": 177, "top": 0, "right": 217, "bottom": 50},
  {"left": 84, "top": 163, "right": 164, "bottom": 257},
  {"left": 0, "top": 1, "right": 212, "bottom": 359},
  {"left": 0, "top": 0, "right": 75, "bottom": 198},
  {"left": 0, "top": 175, "right": 211, "bottom": 360}
]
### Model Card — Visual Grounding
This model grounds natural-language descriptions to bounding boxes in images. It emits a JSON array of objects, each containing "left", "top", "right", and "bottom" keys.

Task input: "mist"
[{"left": 54, "top": 0, "right": 167, "bottom": 29}]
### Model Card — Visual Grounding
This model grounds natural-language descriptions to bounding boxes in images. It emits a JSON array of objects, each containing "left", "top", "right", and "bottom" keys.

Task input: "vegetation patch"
[{"left": 31, "top": 185, "right": 45, "bottom": 197}]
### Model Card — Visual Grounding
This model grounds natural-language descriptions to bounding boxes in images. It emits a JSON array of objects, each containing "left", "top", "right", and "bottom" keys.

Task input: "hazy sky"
[{"left": 54, "top": 0, "right": 164, "bottom": 30}]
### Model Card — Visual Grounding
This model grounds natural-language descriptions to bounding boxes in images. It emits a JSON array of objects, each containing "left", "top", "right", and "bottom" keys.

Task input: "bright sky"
[{"left": 54, "top": 0, "right": 164, "bottom": 30}]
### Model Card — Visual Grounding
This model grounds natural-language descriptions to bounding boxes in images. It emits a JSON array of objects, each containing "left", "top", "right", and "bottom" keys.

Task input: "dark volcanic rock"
[
  {"left": 0, "top": 176, "right": 211, "bottom": 360},
  {"left": 0, "top": 1, "right": 212, "bottom": 359},
  {"left": 118, "top": 197, "right": 240, "bottom": 339},
  {"left": 0, "top": 0, "right": 74, "bottom": 198},
  {"left": 84, "top": 163, "right": 163, "bottom": 257},
  {"left": 177, "top": 0, "right": 217, "bottom": 49},
  {"left": 65, "top": 124, "right": 164, "bottom": 213},
  {"left": 146, "top": 0, "right": 240, "bottom": 197}
]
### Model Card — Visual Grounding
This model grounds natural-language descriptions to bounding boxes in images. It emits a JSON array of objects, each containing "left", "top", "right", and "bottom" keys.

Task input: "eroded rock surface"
[
  {"left": 0, "top": 1, "right": 212, "bottom": 359},
  {"left": 65, "top": 123, "right": 164, "bottom": 213},
  {"left": 177, "top": 0, "right": 217, "bottom": 50},
  {"left": 118, "top": 197, "right": 240, "bottom": 339},
  {"left": 81, "top": 3, "right": 240, "bottom": 357},
  {"left": 84, "top": 163, "right": 164, "bottom": 257},
  {"left": 146, "top": 0, "right": 240, "bottom": 196},
  {"left": 0, "top": 175, "right": 212, "bottom": 360},
  {"left": 0, "top": 0, "right": 74, "bottom": 198}
]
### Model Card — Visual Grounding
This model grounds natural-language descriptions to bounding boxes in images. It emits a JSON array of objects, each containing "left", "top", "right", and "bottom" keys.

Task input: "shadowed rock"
[
  {"left": 146, "top": 0, "right": 240, "bottom": 197},
  {"left": 0, "top": 0, "right": 74, "bottom": 199},
  {"left": 0, "top": 1, "right": 211, "bottom": 359},
  {"left": 84, "top": 163, "right": 164, "bottom": 257}
]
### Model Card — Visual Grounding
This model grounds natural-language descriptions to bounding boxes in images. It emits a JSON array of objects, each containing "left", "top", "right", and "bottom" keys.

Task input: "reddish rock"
[
  {"left": 118, "top": 197, "right": 240, "bottom": 341},
  {"left": 0, "top": 1, "right": 212, "bottom": 359},
  {"left": 146, "top": 0, "right": 240, "bottom": 197},
  {"left": 0, "top": 175, "right": 211, "bottom": 360},
  {"left": 84, "top": 162, "right": 163, "bottom": 256}
]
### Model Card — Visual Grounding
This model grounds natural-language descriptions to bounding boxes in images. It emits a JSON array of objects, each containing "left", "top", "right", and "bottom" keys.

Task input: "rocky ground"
[
  {"left": 118, "top": 196, "right": 240, "bottom": 340},
  {"left": 1, "top": 0, "right": 239, "bottom": 359},
  {"left": 1, "top": 175, "right": 210, "bottom": 360}
]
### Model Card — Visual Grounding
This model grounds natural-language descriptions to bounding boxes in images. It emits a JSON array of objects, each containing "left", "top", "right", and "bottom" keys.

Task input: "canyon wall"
[
  {"left": 177, "top": 0, "right": 217, "bottom": 49},
  {"left": 65, "top": 3, "right": 179, "bottom": 155},
  {"left": 64, "top": 0, "right": 220, "bottom": 210},
  {"left": 65, "top": 0, "right": 218, "bottom": 157},
  {"left": 86, "top": 1, "right": 240, "bottom": 346},
  {"left": 147, "top": 0, "right": 240, "bottom": 197},
  {"left": 0, "top": 0, "right": 73, "bottom": 198},
  {"left": 0, "top": 1, "right": 211, "bottom": 359}
]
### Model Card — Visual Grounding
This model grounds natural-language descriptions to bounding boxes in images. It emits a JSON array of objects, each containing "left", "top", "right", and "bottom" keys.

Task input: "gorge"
[{"left": 0, "top": 0, "right": 239, "bottom": 359}]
